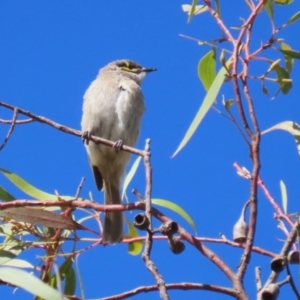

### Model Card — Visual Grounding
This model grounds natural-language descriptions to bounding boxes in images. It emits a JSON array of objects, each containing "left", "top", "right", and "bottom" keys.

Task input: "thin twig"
[
  {"left": 286, "top": 262, "right": 300, "bottom": 299},
  {"left": 101, "top": 282, "right": 237, "bottom": 300},
  {"left": 0, "top": 118, "right": 33, "bottom": 124},
  {"left": 255, "top": 267, "right": 262, "bottom": 293},
  {"left": 0, "top": 108, "right": 18, "bottom": 151},
  {"left": 142, "top": 139, "right": 169, "bottom": 300},
  {"left": 75, "top": 177, "right": 85, "bottom": 199}
]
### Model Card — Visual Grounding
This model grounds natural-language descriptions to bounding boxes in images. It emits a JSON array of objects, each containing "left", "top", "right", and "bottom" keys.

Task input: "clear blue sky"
[{"left": 1, "top": 1, "right": 300, "bottom": 299}]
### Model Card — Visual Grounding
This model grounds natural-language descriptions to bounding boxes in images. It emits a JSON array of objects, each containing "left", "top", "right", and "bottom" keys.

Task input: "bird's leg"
[
  {"left": 113, "top": 139, "right": 123, "bottom": 152},
  {"left": 82, "top": 131, "right": 91, "bottom": 145}
]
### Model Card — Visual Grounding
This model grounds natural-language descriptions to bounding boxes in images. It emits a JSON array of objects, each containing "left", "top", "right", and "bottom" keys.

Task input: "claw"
[
  {"left": 113, "top": 140, "right": 123, "bottom": 151},
  {"left": 82, "top": 131, "right": 91, "bottom": 145}
]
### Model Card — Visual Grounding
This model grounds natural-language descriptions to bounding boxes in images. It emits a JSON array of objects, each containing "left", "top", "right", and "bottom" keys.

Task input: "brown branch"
[
  {"left": 202, "top": 0, "right": 234, "bottom": 43},
  {"left": 141, "top": 139, "right": 169, "bottom": 300},
  {"left": 0, "top": 101, "right": 145, "bottom": 157},
  {"left": 101, "top": 282, "right": 237, "bottom": 300}
]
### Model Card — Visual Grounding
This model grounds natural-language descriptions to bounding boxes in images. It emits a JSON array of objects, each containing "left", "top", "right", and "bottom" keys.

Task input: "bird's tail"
[{"left": 103, "top": 182, "right": 123, "bottom": 243}]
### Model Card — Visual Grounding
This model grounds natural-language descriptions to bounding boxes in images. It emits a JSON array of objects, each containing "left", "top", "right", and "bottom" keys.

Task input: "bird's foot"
[
  {"left": 82, "top": 131, "right": 91, "bottom": 145},
  {"left": 113, "top": 139, "right": 123, "bottom": 151}
]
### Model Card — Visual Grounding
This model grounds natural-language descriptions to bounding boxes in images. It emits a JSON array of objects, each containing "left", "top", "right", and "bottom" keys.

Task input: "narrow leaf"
[
  {"left": 286, "top": 11, "right": 300, "bottom": 25},
  {"left": 172, "top": 65, "right": 227, "bottom": 157},
  {"left": 264, "top": 0, "right": 274, "bottom": 21},
  {"left": 0, "top": 168, "right": 75, "bottom": 201},
  {"left": 51, "top": 257, "right": 76, "bottom": 295},
  {"left": 182, "top": 4, "right": 208, "bottom": 18},
  {"left": 182, "top": 2, "right": 208, "bottom": 23},
  {"left": 152, "top": 199, "right": 196, "bottom": 231},
  {"left": 274, "top": 0, "right": 293, "bottom": 4},
  {"left": 279, "top": 180, "right": 288, "bottom": 214},
  {"left": 2, "top": 258, "right": 34, "bottom": 269},
  {"left": 279, "top": 49, "right": 300, "bottom": 60},
  {"left": 0, "top": 185, "right": 15, "bottom": 201},
  {"left": 0, "top": 207, "right": 80, "bottom": 229},
  {"left": 262, "top": 121, "right": 300, "bottom": 155},
  {"left": 267, "top": 59, "right": 281, "bottom": 73},
  {"left": 0, "top": 267, "right": 68, "bottom": 300},
  {"left": 121, "top": 156, "right": 142, "bottom": 200},
  {"left": 64, "top": 265, "right": 76, "bottom": 295},
  {"left": 125, "top": 217, "right": 143, "bottom": 256},
  {"left": 0, "top": 250, "right": 17, "bottom": 265}
]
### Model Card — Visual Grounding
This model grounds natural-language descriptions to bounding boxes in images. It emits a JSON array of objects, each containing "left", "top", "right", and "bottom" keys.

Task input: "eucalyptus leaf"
[
  {"left": 172, "top": 64, "right": 227, "bottom": 157},
  {"left": 152, "top": 199, "right": 196, "bottom": 231},
  {"left": 0, "top": 267, "right": 68, "bottom": 300},
  {"left": 286, "top": 11, "right": 300, "bottom": 25},
  {"left": 0, "top": 168, "right": 76, "bottom": 201},
  {"left": 125, "top": 217, "right": 143, "bottom": 256},
  {"left": 279, "top": 180, "right": 288, "bottom": 214},
  {"left": 121, "top": 156, "right": 142, "bottom": 200},
  {"left": 262, "top": 121, "right": 300, "bottom": 155}
]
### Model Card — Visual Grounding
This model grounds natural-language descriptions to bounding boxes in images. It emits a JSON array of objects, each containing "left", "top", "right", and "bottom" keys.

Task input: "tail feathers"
[{"left": 103, "top": 183, "right": 123, "bottom": 243}]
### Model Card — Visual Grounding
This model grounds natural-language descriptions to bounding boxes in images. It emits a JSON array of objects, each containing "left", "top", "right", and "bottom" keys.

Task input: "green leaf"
[
  {"left": 0, "top": 168, "right": 75, "bottom": 200},
  {"left": 274, "top": 65, "right": 292, "bottom": 95},
  {"left": 0, "top": 267, "right": 68, "bottom": 300},
  {"left": 121, "top": 156, "right": 142, "bottom": 200},
  {"left": 2, "top": 258, "right": 34, "bottom": 269},
  {"left": 274, "top": 0, "right": 293, "bottom": 4},
  {"left": 152, "top": 199, "right": 196, "bottom": 231},
  {"left": 198, "top": 49, "right": 216, "bottom": 91},
  {"left": 279, "top": 180, "right": 288, "bottom": 214},
  {"left": 125, "top": 217, "right": 143, "bottom": 256},
  {"left": 286, "top": 11, "right": 300, "bottom": 25},
  {"left": 0, "top": 185, "right": 15, "bottom": 201},
  {"left": 51, "top": 257, "right": 76, "bottom": 295},
  {"left": 262, "top": 121, "right": 300, "bottom": 155},
  {"left": 64, "top": 265, "right": 76, "bottom": 295},
  {"left": 264, "top": 0, "right": 274, "bottom": 21},
  {"left": 279, "top": 49, "right": 300, "bottom": 60},
  {"left": 172, "top": 65, "right": 227, "bottom": 157},
  {"left": 182, "top": 2, "right": 208, "bottom": 23},
  {"left": 280, "top": 43, "right": 294, "bottom": 74},
  {"left": 0, "top": 250, "right": 17, "bottom": 265},
  {"left": 267, "top": 59, "right": 281, "bottom": 73}
]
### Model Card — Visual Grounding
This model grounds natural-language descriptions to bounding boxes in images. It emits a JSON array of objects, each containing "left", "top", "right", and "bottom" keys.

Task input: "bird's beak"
[{"left": 142, "top": 67, "right": 157, "bottom": 73}]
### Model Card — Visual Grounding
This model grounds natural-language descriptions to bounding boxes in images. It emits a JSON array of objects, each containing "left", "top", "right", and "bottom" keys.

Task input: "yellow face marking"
[{"left": 121, "top": 66, "right": 140, "bottom": 73}]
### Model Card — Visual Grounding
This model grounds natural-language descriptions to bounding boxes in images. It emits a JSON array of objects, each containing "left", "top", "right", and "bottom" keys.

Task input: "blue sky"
[{"left": 1, "top": 1, "right": 300, "bottom": 299}]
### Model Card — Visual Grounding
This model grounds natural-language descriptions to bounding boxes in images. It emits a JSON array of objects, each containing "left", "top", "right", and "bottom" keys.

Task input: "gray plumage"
[{"left": 81, "top": 59, "right": 156, "bottom": 243}]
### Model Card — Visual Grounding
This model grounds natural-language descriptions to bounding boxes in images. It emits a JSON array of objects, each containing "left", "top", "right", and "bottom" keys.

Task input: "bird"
[{"left": 81, "top": 59, "right": 156, "bottom": 243}]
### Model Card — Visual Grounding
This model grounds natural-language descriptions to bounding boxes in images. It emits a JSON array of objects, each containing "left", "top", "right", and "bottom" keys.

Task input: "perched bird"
[{"left": 81, "top": 59, "right": 156, "bottom": 243}]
